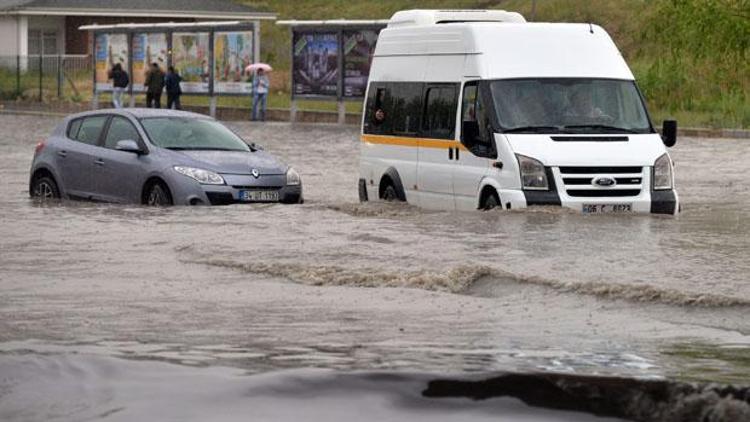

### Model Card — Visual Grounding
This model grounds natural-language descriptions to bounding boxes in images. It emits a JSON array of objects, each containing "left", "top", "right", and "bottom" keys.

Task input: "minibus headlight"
[
  {"left": 653, "top": 153, "right": 673, "bottom": 191},
  {"left": 516, "top": 154, "right": 549, "bottom": 190}
]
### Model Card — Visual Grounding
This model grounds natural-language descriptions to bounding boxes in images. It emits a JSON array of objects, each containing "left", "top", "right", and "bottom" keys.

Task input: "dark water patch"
[{"left": 424, "top": 372, "right": 750, "bottom": 422}]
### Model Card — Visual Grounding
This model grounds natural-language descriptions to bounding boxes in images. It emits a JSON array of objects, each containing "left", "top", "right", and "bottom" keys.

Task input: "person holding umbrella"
[{"left": 247, "top": 63, "right": 272, "bottom": 121}]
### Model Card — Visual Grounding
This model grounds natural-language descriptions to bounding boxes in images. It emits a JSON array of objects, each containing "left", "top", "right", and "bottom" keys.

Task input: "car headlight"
[
  {"left": 286, "top": 167, "right": 301, "bottom": 186},
  {"left": 653, "top": 153, "right": 673, "bottom": 191},
  {"left": 516, "top": 154, "right": 549, "bottom": 190},
  {"left": 173, "top": 166, "right": 225, "bottom": 185}
]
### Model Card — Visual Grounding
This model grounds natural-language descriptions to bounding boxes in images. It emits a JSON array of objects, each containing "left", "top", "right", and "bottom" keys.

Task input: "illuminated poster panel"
[
  {"left": 214, "top": 31, "right": 254, "bottom": 94},
  {"left": 292, "top": 32, "right": 339, "bottom": 97},
  {"left": 132, "top": 33, "right": 168, "bottom": 92},
  {"left": 172, "top": 32, "right": 210, "bottom": 93},
  {"left": 94, "top": 33, "right": 128, "bottom": 91},
  {"left": 342, "top": 29, "right": 379, "bottom": 98}
]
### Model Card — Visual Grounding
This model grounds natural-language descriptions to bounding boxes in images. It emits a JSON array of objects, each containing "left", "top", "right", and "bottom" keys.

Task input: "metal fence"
[{"left": 0, "top": 55, "right": 91, "bottom": 103}]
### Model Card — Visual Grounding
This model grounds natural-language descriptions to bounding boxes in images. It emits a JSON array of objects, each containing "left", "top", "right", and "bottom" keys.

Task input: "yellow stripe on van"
[{"left": 361, "top": 134, "right": 468, "bottom": 151}]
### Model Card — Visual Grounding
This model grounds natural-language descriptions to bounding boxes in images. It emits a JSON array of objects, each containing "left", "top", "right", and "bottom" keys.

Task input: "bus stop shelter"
[
  {"left": 277, "top": 19, "right": 388, "bottom": 124},
  {"left": 80, "top": 20, "right": 264, "bottom": 116}
]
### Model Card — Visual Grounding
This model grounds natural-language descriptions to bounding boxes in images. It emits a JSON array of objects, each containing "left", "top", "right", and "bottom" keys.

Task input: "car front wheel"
[{"left": 145, "top": 182, "right": 173, "bottom": 206}]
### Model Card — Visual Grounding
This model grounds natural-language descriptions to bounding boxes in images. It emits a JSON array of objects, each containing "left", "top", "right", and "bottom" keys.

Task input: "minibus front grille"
[
  {"left": 559, "top": 166, "right": 642, "bottom": 174},
  {"left": 558, "top": 166, "right": 644, "bottom": 198},
  {"left": 563, "top": 177, "right": 643, "bottom": 185},
  {"left": 566, "top": 189, "right": 641, "bottom": 197}
]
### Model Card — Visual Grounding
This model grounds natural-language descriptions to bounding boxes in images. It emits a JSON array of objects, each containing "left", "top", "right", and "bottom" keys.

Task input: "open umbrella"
[{"left": 245, "top": 63, "right": 273, "bottom": 73}]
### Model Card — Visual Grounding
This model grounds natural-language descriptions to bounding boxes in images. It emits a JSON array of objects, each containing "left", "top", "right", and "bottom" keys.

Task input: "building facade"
[{"left": 0, "top": 0, "right": 275, "bottom": 56}]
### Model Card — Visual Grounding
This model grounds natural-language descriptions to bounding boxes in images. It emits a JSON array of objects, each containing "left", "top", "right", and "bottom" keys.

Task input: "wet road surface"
[{"left": 1, "top": 114, "right": 749, "bottom": 420}]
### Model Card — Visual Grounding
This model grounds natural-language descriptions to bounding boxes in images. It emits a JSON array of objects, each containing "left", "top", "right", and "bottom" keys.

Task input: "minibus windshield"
[{"left": 489, "top": 78, "right": 652, "bottom": 134}]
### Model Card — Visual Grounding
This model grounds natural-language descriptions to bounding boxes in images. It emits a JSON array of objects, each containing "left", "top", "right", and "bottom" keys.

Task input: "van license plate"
[
  {"left": 582, "top": 203, "right": 632, "bottom": 214},
  {"left": 239, "top": 190, "right": 279, "bottom": 202}
]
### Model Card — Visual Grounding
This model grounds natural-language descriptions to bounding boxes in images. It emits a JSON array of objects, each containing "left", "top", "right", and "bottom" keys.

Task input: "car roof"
[{"left": 65, "top": 108, "right": 211, "bottom": 121}]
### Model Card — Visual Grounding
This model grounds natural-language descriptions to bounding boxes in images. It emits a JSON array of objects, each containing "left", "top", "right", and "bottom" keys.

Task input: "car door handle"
[
  {"left": 94, "top": 158, "right": 105, "bottom": 166},
  {"left": 57, "top": 150, "right": 67, "bottom": 158}
]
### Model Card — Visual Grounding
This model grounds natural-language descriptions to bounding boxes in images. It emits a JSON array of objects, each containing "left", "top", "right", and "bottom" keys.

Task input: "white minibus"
[{"left": 358, "top": 10, "right": 679, "bottom": 215}]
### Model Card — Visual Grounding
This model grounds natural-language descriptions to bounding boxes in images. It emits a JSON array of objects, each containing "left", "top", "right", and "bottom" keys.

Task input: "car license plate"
[
  {"left": 582, "top": 203, "right": 632, "bottom": 214},
  {"left": 239, "top": 190, "right": 279, "bottom": 202}
]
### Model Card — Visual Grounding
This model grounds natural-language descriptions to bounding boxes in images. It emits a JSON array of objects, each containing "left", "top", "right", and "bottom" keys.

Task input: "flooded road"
[{"left": 1, "top": 114, "right": 749, "bottom": 420}]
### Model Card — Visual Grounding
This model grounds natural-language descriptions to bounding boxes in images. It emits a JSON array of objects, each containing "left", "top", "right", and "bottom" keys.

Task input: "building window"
[
  {"left": 43, "top": 31, "right": 58, "bottom": 55},
  {"left": 28, "top": 30, "right": 41, "bottom": 55},
  {"left": 28, "top": 30, "right": 58, "bottom": 55}
]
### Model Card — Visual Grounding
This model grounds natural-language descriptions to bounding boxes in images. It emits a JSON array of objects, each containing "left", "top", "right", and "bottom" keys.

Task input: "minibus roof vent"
[{"left": 387, "top": 9, "right": 526, "bottom": 28}]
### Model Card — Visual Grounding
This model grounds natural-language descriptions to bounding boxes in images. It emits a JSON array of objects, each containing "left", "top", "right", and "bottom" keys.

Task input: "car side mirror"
[
  {"left": 116, "top": 139, "right": 143, "bottom": 154},
  {"left": 461, "top": 120, "right": 480, "bottom": 147},
  {"left": 661, "top": 120, "right": 677, "bottom": 147}
]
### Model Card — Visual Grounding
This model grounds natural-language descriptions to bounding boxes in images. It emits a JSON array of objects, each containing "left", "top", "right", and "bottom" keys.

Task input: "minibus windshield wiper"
[
  {"left": 503, "top": 126, "right": 569, "bottom": 134},
  {"left": 564, "top": 124, "right": 641, "bottom": 134}
]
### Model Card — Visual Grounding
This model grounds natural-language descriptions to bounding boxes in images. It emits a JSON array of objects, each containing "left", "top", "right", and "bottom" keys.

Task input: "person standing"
[
  {"left": 251, "top": 68, "right": 269, "bottom": 121},
  {"left": 108, "top": 63, "right": 129, "bottom": 109},
  {"left": 165, "top": 66, "right": 183, "bottom": 110},
  {"left": 144, "top": 63, "right": 165, "bottom": 108}
]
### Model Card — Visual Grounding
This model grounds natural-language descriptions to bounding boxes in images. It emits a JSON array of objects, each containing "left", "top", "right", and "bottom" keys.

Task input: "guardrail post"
[
  {"left": 337, "top": 100, "right": 346, "bottom": 125},
  {"left": 57, "top": 55, "right": 63, "bottom": 99},
  {"left": 38, "top": 55, "right": 43, "bottom": 102},
  {"left": 209, "top": 96, "right": 217, "bottom": 118},
  {"left": 15, "top": 55, "right": 21, "bottom": 98}
]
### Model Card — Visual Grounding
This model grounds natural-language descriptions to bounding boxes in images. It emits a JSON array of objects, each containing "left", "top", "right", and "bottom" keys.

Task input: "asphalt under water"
[{"left": 0, "top": 114, "right": 749, "bottom": 420}]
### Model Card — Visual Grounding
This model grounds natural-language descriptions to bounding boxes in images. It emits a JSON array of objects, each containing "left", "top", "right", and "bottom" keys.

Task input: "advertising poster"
[
  {"left": 172, "top": 32, "right": 210, "bottom": 93},
  {"left": 343, "top": 29, "right": 380, "bottom": 98},
  {"left": 132, "top": 33, "right": 168, "bottom": 92},
  {"left": 94, "top": 33, "right": 128, "bottom": 91},
  {"left": 292, "top": 32, "right": 339, "bottom": 97},
  {"left": 213, "top": 31, "right": 254, "bottom": 94}
]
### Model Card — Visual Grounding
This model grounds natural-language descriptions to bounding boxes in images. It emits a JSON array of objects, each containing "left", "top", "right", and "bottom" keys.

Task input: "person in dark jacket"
[
  {"left": 164, "top": 66, "right": 183, "bottom": 110},
  {"left": 108, "top": 63, "right": 129, "bottom": 109},
  {"left": 144, "top": 63, "right": 165, "bottom": 108}
]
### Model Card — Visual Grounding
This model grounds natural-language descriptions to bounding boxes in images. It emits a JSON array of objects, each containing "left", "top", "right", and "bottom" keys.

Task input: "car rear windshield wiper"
[
  {"left": 563, "top": 124, "right": 642, "bottom": 134},
  {"left": 503, "top": 126, "right": 570, "bottom": 134}
]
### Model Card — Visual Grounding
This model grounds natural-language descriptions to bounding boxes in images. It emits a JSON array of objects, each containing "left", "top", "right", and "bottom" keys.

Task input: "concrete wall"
[{"left": 0, "top": 15, "right": 27, "bottom": 56}]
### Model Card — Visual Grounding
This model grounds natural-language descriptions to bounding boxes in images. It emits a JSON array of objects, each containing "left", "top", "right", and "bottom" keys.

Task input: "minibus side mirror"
[
  {"left": 462, "top": 120, "right": 480, "bottom": 147},
  {"left": 662, "top": 120, "right": 677, "bottom": 147}
]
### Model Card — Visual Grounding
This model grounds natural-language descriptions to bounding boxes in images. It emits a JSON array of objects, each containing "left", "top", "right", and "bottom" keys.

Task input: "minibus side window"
[
  {"left": 390, "top": 82, "right": 423, "bottom": 137},
  {"left": 422, "top": 85, "right": 458, "bottom": 140},
  {"left": 364, "top": 85, "right": 390, "bottom": 135}
]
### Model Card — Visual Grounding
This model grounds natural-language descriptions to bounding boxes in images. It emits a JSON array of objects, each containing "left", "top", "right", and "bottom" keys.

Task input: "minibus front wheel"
[{"left": 480, "top": 187, "right": 501, "bottom": 210}]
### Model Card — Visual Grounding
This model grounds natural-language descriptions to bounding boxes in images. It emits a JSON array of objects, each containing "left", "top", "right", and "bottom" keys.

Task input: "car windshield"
[
  {"left": 489, "top": 78, "right": 652, "bottom": 134},
  {"left": 140, "top": 117, "right": 250, "bottom": 151}
]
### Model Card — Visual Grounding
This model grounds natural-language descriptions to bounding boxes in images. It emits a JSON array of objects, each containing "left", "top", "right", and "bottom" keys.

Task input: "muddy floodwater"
[{"left": 1, "top": 114, "right": 749, "bottom": 420}]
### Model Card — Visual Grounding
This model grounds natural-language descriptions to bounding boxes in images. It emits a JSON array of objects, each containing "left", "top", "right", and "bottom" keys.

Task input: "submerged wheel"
[
  {"left": 145, "top": 182, "right": 173, "bottom": 206},
  {"left": 481, "top": 190, "right": 500, "bottom": 210},
  {"left": 382, "top": 184, "right": 399, "bottom": 202},
  {"left": 31, "top": 175, "right": 60, "bottom": 201}
]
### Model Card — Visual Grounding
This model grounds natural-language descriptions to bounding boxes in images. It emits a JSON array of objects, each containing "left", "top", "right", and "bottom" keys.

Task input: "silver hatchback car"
[{"left": 29, "top": 109, "right": 302, "bottom": 206}]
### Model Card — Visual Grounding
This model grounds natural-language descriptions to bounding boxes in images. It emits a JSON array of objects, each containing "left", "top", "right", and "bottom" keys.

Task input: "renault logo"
[
  {"left": 593, "top": 177, "right": 616, "bottom": 187},
  {"left": 251, "top": 169, "right": 260, "bottom": 178}
]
